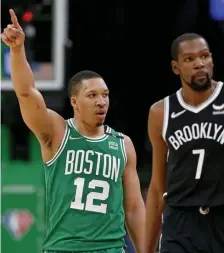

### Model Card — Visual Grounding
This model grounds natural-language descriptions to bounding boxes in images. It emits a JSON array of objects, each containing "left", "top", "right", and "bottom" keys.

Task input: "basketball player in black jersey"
[{"left": 145, "top": 33, "right": 224, "bottom": 253}]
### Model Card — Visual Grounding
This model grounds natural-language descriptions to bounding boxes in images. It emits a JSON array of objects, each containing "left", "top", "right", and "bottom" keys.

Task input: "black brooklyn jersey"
[{"left": 163, "top": 81, "right": 224, "bottom": 207}]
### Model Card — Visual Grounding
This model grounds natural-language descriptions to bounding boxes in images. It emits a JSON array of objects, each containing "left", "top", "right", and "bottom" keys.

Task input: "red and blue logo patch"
[{"left": 2, "top": 209, "right": 34, "bottom": 240}]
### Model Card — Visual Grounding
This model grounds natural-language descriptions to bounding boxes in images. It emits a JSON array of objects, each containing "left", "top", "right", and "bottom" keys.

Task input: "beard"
[
  {"left": 188, "top": 73, "right": 212, "bottom": 92},
  {"left": 96, "top": 122, "right": 103, "bottom": 127}
]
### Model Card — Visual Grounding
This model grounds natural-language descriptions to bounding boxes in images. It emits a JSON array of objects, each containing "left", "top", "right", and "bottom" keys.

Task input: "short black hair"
[
  {"left": 171, "top": 33, "right": 209, "bottom": 60},
  {"left": 68, "top": 70, "right": 102, "bottom": 97}
]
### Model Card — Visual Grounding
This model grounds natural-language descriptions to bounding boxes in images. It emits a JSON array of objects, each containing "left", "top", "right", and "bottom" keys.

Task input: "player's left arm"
[{"left": 123, "top": 135, "right": 146, "bottom": 253}]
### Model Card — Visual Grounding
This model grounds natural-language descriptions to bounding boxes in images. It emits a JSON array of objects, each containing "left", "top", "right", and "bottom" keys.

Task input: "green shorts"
[{"left": 44, "top": 247, "right": 126, "bottom": 253}]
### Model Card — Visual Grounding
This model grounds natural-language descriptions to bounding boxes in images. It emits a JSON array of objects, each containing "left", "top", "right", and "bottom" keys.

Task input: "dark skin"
[
  {"left": 145, "top": 38, "right": 219, "bottom": 253},
  {"left": 71, "top": 78, "right": 110, "bottom": 133},
  {"left": 171, "top": 37, "right": 218, "bottom": 105}
]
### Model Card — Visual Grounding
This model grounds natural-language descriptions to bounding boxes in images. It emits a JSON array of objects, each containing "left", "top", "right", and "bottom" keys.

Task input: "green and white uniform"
[{"left": 43, "top": 119, "right": 127, "bottom": 252}]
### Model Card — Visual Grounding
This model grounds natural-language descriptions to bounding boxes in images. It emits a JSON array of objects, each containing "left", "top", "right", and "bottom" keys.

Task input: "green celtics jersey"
[{"left": 42, "top": 118, "right": 127, "bottom": 252}]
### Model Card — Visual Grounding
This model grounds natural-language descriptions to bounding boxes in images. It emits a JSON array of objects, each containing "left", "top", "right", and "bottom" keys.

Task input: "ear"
[
  {"left": 171, "top": 60, "right": 180, "bottom": 75},
  {"left": 210, "top": 52, "right": 214, "bottom": 67},
  {"left": 70, "top": 96, "right": 78, "bottom": 108}
]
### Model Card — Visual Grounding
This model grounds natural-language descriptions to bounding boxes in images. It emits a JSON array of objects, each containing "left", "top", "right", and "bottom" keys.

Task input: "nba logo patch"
[{"left": 2, "top": 209, "right": 34, "bottom": 240}]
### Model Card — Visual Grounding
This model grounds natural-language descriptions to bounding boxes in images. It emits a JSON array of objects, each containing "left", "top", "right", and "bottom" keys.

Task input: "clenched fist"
[{"left": 1, "top": 9, "right": 25, "bottom": 48}]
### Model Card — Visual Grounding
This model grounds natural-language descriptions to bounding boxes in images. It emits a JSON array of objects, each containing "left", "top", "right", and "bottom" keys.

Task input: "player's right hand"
[{"left": 1, "top": 9, "right": 25, "bottom": 48}]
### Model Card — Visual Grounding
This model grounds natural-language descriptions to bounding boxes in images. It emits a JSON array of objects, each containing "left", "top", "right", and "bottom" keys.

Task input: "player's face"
[
  {"left": 72, "top": 78, "right": 109, "bottom": 127},
  {"left": 172, "top": 38, "right": 214, "bottom": 92}
]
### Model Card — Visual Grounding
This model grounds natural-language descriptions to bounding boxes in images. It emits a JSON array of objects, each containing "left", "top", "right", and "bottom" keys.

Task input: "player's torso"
[
  {"left": 164, "top": 81, "right": 224, "bottom": 207},
  {"left": 43, "top": 119, "right": 127, "bottom": 251}
]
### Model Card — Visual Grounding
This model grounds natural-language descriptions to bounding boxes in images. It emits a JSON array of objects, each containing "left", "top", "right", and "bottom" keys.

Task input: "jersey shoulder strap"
[{"left": 104, "top": 125, "right": 127, "bottom": 165}]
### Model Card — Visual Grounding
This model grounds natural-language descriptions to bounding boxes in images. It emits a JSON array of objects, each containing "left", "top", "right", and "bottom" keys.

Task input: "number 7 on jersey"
[{"left": 192, "top": 149, "right": 205, "bottom": 179}]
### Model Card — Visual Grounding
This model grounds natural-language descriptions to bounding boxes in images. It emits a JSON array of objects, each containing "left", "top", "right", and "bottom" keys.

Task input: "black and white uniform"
[{"left": 160, "top": 81, "right": 224, "bottom": 253}]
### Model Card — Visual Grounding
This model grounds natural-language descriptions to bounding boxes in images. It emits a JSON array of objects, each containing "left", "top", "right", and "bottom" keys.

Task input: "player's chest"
[{"left": 166, "top": 112, "right": 224, "bottom": 151}]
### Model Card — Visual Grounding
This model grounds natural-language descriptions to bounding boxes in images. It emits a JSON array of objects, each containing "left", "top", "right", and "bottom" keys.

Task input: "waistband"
[{"left": 167, "top": 205, "right": 224, "bottom": 215}]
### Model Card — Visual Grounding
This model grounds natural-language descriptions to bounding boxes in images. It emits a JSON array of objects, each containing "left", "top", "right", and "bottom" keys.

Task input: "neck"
[
  {"left": 72, "top": 117, "right": 104, "bottom": 138},
  {"left": 181, "top": 80, "right": 218, "bottom": 106}
]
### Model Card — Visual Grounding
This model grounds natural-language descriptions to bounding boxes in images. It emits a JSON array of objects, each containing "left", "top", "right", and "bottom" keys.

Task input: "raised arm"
[
  {"left": 1, "top": 10, "right": 64, "bottom": 157},
  {"left": 122, "top": 135, "right": 146, "bottom": 253},
  {"left": 145, "top": 100, "right": 168, "bottom": 253}
]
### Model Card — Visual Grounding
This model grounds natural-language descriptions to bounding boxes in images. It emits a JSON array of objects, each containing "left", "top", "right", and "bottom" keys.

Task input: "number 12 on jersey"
[
  {"left": 70, "top": 177, "right": 110, "bottom": 214},
  {"left": 192, "top": 149, "right": 205, "bottom": 179}
]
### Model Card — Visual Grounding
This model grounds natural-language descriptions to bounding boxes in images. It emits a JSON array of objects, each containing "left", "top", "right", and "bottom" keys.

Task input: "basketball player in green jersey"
[{"left": 2, "top": 9, "right": 146, "bottom": 253}]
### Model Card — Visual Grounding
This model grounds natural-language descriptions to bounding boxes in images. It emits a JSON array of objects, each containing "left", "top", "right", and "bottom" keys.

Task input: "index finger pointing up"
[{"left": 9, "top": 9, "right": 21, "bottom": 29}]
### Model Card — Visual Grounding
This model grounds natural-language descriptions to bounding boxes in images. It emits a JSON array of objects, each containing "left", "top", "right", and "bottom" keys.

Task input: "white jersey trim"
[
  {"left": 176, "top": 81, "right": 223, "bottom": 113},
  {"left": 68, "top": 118, "right": 110, "bottom": 142},
  {"left": 119, "top": 133, "right": 127, "bottom": 167},
  {"left": 87, "top": 127, "right": 111, "bottom": 142},
  {"left": 162, "top": 96, "right": 169, "bottom": 142},
  {"left": 45, "top": 123, "right": 70, "bottom": 166}
]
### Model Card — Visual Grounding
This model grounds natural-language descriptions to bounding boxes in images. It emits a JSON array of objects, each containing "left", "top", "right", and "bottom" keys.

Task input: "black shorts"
[{"left": 160, "top": 205, "right": 224, "bottom": 253}]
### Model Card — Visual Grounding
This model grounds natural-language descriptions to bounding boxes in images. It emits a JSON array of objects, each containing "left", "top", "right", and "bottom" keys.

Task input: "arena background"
[{"left": 1, "top": 0, "right": 224, "bottom": 252}]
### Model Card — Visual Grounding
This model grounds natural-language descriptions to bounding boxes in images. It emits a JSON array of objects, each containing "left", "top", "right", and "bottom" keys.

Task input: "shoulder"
[
  {"left": 123, "top": 134, "right": 132, "bottom": 146},
  {"left": 148, "top": 98, "right": 166, "bottom": 126},
  {"left": 47, "top": 109, "right": 67, "bottom": 141},
  {"left": 122, "top": 135, "right": 136, "bottom": 159},
  {"left": 148, "top": 97, "right": 169, "bottom": 141},
  {"left": 105, "top": 125, "right": 125, "bottom": 139},
  {"left": 48, "top": 109, "right": 66, "bottom": 126},
  {"left": 149, "top": 97, "right": 168, "bottom": 116}
]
